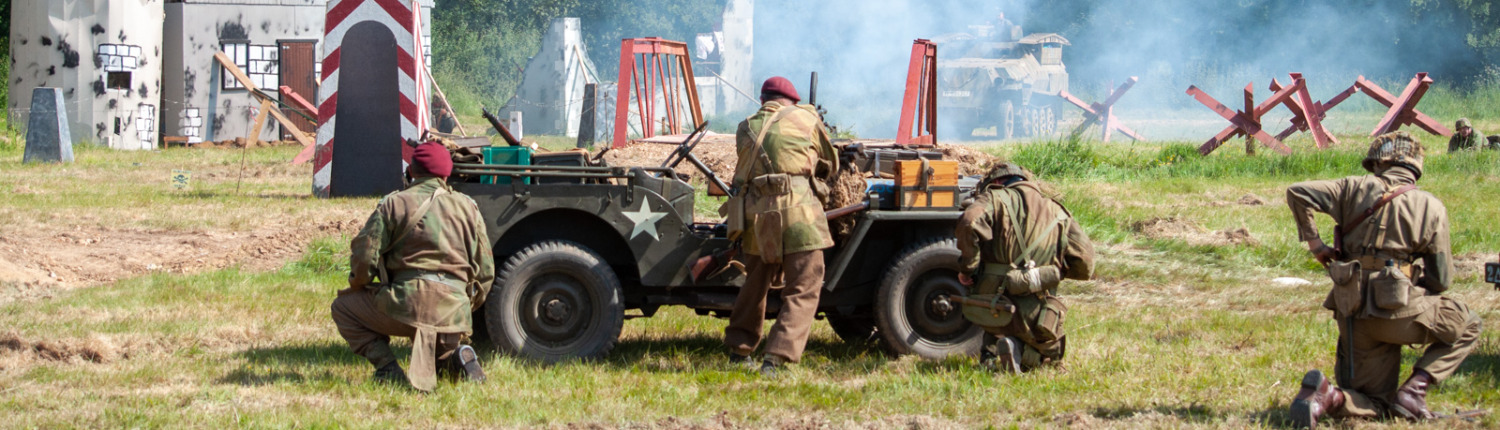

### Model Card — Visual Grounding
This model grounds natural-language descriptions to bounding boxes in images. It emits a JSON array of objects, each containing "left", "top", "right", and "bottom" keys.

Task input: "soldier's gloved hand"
[
  {"left": 957, "top": 272, "right": 975, "bottom": 286},
  {"left": 1307, "top": 239, "right": 1336, "bottom": 265}
]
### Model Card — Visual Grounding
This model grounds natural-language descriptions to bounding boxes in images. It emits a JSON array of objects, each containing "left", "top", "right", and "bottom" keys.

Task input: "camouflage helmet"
[
  {"left": 1456, "top": 118, "right": 1472, "bottom": 130},
  {"left": 981, "top": 162, "right": 1033, "bottom": 186},
  {"left": 1362, "top": 131, "right": 1425, "bottom": 179}
]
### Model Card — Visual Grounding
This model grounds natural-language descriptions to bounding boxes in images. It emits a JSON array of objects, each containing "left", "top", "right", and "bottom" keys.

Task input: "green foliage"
[{"left": 431, "top": 0, "right": 726, "bottom": 117}]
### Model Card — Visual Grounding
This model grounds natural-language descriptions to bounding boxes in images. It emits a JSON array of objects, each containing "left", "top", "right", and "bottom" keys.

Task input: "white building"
[{"left": 9, "top": 0, "right": 433, "bottom": 148}]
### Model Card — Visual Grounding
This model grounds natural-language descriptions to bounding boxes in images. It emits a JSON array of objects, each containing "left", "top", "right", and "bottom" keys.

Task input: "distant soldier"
[
  {"left": 331, "top": 140, "right": 496, "bottom": 391},
  {"left": 954, "top": 163, "right": 1094, "bottom": 373},
  {"left": 1285, "top": 131, "right": 1482, "bottom": 428},
  {"left": 722, "top": 76, "right": 838, "bottom": 376},
  {"left": 1447, "top": 118, "right": 1485, "bottom": 152},
  {"left": 436, "top": 106, "right": 458, "bottom": 135}
]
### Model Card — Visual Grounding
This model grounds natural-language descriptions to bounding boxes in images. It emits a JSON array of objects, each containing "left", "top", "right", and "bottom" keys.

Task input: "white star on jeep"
[{"left": 623, "top": 202, "right": 667, "bottom": 241}]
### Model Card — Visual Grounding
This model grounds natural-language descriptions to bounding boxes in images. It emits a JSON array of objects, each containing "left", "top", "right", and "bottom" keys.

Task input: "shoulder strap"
[
  {"left": 751, "top": 106, "right": 800, "bottom": 173},
  {"left": 1345, "top": 184, "right": 1417, "bottom": 233}
]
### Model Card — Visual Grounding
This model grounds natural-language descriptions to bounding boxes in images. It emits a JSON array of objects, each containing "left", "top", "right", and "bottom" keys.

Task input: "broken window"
[
  {"left": 221, "top": 41, "right": 280, "bottom": 90},
  {"left": 107, "top": 71, "right": 132, "bottom": 90},
  {"left": 99, "top": 44, "right": 142, "bottom": 93}
]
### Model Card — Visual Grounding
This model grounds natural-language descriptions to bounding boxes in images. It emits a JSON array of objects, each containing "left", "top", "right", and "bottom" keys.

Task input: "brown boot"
[
  {"left": 1290, "top": 369, "right": 1344, "bottom": 429},
  {"left": 1391, "top": 369, "right": 1436, "bottom": 420}
]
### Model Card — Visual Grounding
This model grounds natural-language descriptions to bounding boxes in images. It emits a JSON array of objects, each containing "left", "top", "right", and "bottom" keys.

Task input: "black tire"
[
  {"left": 826, "top": 314, "right": 879, "bottom": 345},
  {"left": 874, "top": 238, "right": 983, "bottom": 359},
  {"left": 485, "top": 240, "right": 624, "bottom": 362}
]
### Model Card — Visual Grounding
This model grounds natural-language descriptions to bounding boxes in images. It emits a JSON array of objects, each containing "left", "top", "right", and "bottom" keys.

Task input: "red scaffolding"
[{"left": 612, "top": 37, "right": 704, "bottom": 148}]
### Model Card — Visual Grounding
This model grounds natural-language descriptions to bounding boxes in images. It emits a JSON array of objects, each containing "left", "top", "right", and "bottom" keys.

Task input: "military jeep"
[{"left": 451, "top": 143, "right": 983, "bottom": 362}]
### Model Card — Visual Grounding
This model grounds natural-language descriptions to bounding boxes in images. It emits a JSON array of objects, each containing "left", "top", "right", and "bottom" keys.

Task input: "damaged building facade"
[
  {"left": 9, "top": 0, "right": 166, "bottom": 150},
  {"left": 9, "top": 0, "right": 433, "bottom": 148}
]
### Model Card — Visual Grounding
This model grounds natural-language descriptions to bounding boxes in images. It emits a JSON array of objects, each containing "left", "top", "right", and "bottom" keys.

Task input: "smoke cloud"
[{"left": 752, "top": 0, "right": 1482, "bottom": 140}]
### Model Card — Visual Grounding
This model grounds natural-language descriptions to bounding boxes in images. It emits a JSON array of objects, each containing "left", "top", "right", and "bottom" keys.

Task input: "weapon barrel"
[
  {"left": 946, "top": 296, "right": 1016, "bottom": 313},
  {"left": 481, "top": 108, "right": 522, "bottom": 147},
  {"left": 825, "top": 201, "right": 870, "bottom": 220}
]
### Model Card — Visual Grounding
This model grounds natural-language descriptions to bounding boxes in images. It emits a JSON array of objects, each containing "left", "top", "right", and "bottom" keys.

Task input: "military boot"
[
  {"left": 992, "top": 336, "right": 1023, "bottom": 374},
  {"left": 1391, "top": 369, "right": 1436, "bottom": 420},
  {"left": 373, "top": 361, "right": 407, "bottom": 385},
  {"left": 439, "top": 345, "right": 486, "bottom": 383},
  {"left": 978, "top": 335, "right": 999, "bottom": 369},
  {"left": 1290, "top": 369, "right": 1344, "bottom": 429}
]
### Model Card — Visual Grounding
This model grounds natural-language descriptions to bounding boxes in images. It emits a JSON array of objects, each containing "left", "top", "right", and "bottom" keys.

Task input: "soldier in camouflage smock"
[
  {"left": 1285, "top": 131, "right": 1482, "bottom": 428},
  {"left": 331, "top": 140, "right": 495, "bottom": 391},
  {"left": 955, "top": 163, "right": 1094, "bottom": 373},
  {"left": 721, "top": 76, "right": 838, "bottom": 375},
  {"left": 1446, "top": 118, "right": 1492, "bottom": 151}
]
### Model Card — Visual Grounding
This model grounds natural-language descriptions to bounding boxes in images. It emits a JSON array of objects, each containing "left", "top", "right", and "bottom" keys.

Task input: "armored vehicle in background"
[
  {"left": 935, "top": 24, "right": 1069, "bottom": 140},
  {"left": 450, "top": 138, "right": 983, "bottom": 363}
]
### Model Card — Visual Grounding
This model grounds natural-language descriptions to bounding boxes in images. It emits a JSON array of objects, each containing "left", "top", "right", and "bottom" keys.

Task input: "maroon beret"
[
  {"left": 410, "top": 141, "right": 453, "bottom": 178},
  {"left": 760, "top": 76, "right": 801, "bottom": 103}
]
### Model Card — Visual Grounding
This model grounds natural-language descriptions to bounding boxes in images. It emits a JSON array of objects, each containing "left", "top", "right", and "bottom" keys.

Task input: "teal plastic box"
[{"left": 482, "top": 146, "right": 532, "bottom": 184}]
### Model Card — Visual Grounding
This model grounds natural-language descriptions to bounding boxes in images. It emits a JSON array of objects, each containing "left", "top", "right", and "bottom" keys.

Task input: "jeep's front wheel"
[
  {"left": 874, "top": 238, "right": 983, "bottom": 359},
  {"left": 486, "top": 240, "right": 624, "bottom": 362}
]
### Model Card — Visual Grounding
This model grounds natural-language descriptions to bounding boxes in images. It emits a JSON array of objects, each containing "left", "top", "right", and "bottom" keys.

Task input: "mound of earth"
[
  {"left": 0, "top": 218, "right": 364, "bottom": 303},
  {"left": 1131, "top": 217, "right": 1258, "bottom": 246}
]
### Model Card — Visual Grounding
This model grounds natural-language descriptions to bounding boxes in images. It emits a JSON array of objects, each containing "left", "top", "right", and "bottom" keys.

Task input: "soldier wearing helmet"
[
  {"left": 1284, "top": 131, "right": 1482, "bottom": 428},
  {"left": 954, "top": 163, "right": 1094, "bottom": 373},
  {"left": 1446, "top": 118, "right": 1487, "bottom": 152}
]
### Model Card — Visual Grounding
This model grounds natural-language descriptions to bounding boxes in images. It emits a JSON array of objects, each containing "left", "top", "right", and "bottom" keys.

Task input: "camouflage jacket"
[
  {"left": 1448, "top": 131, "right": 1486, "bottom": 152},
  {"left": 956, "top": 182, "right": 1094, "bottom": 282},
  {"left": 349, "top": 177, "right": 496, "bottom": 333},
  {"left": 732, "top": 101, "right": 839, "bottom": 256},
  {"left": 1286, "top": 166, "right": 1452, "bottom": 319}
]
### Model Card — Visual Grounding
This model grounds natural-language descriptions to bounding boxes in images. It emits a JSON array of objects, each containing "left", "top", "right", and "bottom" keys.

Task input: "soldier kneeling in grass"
[
  {"left": 954, "top": 163, "right": 1094, "bottom": 373},
  {"left": 331, "top": 139, "right": 496, "bottom": 391},
  {"left": 1285, "top": 131, "right": 1483, "bottom": 428}
]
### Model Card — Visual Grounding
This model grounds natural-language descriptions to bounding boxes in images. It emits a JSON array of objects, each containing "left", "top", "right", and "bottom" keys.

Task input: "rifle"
[
  {"left": 808, "top": 71, "right": 839, "bottom": 137},
  {"left": 688, "top": 201, "right": 873, "bottom": 283},
  {"left": 946, "top": 296, "right": 1017, "bottom": 314},
  {"left": 481, "top": 108, "right": 523, "bottom": 147}
]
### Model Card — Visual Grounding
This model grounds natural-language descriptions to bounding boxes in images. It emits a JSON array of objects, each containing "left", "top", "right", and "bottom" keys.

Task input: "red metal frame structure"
[
  {"left": 613, "top": 37, "right": 704, "bottom": 148},
  {"left": 895, "top": 39, "right": 937, "bottom": 146},
  {"left": 1188, "top": 80, "right": 1304, "bottom": 155},
  {"left": 1268, "top": 73, "right": 1355, "bottom": 149},
  {"left": 1355, "top": 73, "right": 1452, "bottom": 137},
  {"left": 1058, "top": 77, "right": 1143, "bottom": 142}
]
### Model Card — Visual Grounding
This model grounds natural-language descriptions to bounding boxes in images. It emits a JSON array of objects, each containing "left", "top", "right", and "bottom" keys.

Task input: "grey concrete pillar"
[{"left": 23, "top": 88, "right": 74, "bottom": 164}]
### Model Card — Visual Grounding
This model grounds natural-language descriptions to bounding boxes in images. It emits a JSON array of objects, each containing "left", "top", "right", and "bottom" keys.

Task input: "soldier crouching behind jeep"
[
  {"left": 1284, "top": 131, "right": 1482, "bottom": 428},
  {"left": 721, "top": 76, "right": 839, "bottom": 376},
  {"left": 954, "top": 163, "right": 1094, "bottom": 373},
  {"left": 331, "top": 140, "right": 496, "bottom": 391}
]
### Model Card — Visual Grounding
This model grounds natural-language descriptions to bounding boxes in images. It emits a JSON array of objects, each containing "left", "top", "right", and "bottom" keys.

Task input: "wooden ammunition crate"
[{"left": 894, "top": 160, "right": 960, "bottom": 209}]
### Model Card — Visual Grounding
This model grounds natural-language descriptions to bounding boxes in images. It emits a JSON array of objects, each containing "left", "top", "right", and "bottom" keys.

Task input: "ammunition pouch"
[
  {"left": 1324, "top": 259, "right": 1363, "bottom": 318},
  {"left": 719, "top": 192, "right": 745, "bottom": 241},
  {"left": 961, "top": 294, "right": 1014, "bottom": 328},
  {"left": 750, "top": 173, "right": 793, "bottom": 196},
  {"left": 1035, "top": 295, "right": 1067, "bottom": 344},
  {"left": 1369, "top": 262, "right": 1415, "bottom": 311}
]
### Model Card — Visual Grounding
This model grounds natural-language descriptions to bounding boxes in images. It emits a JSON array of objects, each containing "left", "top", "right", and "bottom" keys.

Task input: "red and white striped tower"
[{"left": 313, "top": 0, "right": 430, "bottom": 197}]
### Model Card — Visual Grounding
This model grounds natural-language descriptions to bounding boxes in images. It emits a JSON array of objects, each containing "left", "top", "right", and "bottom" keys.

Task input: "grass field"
[{"left": 1, "top": 133, "right": 1497, "bottom": 429}]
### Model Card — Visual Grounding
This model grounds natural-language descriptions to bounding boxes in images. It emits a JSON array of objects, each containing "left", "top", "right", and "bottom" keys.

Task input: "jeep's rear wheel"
[
  {"left": 874, "top": 238, "right": 983, "bottom": 359},
  {"left": 486, "top": 240, "right": 623, "bottom": 362}
]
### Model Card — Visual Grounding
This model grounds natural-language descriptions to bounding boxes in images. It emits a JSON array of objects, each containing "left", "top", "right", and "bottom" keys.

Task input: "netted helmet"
[
  {"left": 1456, "top": 118, "right": 1472, "bottom": 130},
  {"left": 981, "top": 162, "right": 1033, "bottom": 186},
  {"left": 1363, "top": 131, "right": 1424, "bottom": 179}
]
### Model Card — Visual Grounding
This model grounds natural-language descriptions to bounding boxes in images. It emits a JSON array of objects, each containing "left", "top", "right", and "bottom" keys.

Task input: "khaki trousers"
[
  {"left": 1330, "top": 296, "right": 1482, "bottom": 418},
  {"left": 724, "top": 250, "right": 825, "bottom": 363},
  {"left": 330, "top": 288, "right": 463, "bottom": 369}
]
